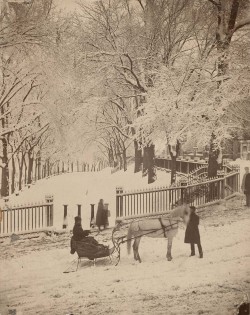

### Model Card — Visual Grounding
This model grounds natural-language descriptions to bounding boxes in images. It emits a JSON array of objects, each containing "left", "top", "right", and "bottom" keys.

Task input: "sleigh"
[{"left": 70, "top": 237, "right": 118, "bottom": 270}]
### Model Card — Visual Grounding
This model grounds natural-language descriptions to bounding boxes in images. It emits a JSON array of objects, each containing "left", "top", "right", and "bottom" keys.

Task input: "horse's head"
[{"left": 170, "top": 203, "right": 191, "bottom": 224}]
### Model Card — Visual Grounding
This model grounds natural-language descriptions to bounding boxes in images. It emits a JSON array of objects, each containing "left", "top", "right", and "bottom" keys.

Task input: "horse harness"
[{"left": 158, "top": 218, "right": 174, "bottom": 238}]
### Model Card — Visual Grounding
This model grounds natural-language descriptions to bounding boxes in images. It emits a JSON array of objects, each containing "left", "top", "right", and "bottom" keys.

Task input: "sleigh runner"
[{"left": 70, "top": 237, "right": 119, "bottom": 270}]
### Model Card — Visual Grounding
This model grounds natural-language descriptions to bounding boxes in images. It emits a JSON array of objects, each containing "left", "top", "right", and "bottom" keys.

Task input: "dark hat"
[
  {"left": 74, "top": 216, "right": 81, "bottom": 222},
  {"left": 190, "top": 206, "right": 196, "bottom": 212}
]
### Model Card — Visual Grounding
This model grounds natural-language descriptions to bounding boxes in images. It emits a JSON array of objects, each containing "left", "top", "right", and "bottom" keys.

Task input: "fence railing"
[
  {"left": 0, "top": 196, "right": 53, "bottom": 236},
  {"left": 116, "top": 170, "right": 240, "bottom": 219},
  {"left": 155, "top": 157, "right": 235, "bottom": 179}
]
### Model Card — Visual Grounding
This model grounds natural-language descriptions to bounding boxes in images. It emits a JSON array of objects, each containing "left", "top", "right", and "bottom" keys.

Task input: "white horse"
[{"left": 126, "top": 204, "right": 190, "bottom": 262}]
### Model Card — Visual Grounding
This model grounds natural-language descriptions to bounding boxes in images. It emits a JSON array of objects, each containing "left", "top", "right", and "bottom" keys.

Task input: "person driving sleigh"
[{"left": 70, "top": 216, "right": 114, "bottom": 258}]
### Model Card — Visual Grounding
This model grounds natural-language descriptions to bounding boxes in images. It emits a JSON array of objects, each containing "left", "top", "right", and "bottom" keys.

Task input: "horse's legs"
[
  {"left": 166, "top": 237, "right": 173, "bottom": 261},
  {"left": 132, "top": 240, "right": 137, "bottom": 261},
  {"left": 133, "top": 237, "right": 142, "bottom": 263}
]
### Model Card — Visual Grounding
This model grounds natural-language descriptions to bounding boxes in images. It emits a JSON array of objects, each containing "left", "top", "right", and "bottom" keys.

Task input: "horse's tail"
[{"left": 127, "top": 225, "right": 133, "bottom": 255}]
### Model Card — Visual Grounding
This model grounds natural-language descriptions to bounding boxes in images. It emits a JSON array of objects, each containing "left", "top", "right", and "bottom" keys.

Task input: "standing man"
[
  {"left": 241, "top": 167, "right": 250, "bottom": 207},
  {"left": 185, "top": 206, "right": 203, "bottom": 258}
]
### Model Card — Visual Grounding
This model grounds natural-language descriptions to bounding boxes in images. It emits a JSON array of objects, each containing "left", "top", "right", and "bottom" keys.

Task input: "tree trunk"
[
  {"left": 147, "top": 144, "right": 156, "bottom": 184},
  {"left": 37, "top": 155, "right": 41, "bottom": 179},
  {"left": 35, "top": 158, "right": 37, "bottom": 181},
  {"left": 108, "top": 148, "right": 114, "bottom": 167},
  {"left": 134, "top": 140, "right": 142, "bottom": 173},
  {"left": 118, "top": 153, "right": 123, "bottom": 170},
  {"left": 171, "top": 154, "right": 177, "bottom": 184},
  {"left": 24, "top": 157, "right": 27, "bottom": 185},
  {"left": 123, "top": 149, "right": 127, "bottom": 171},
  {"left": 142, "top": 147, "right": 148, "bottom": 177},
  {"left": 18, "top": 155, "right": 25, "bottom": 190},
  {"left": 169, "top": 140, "right": 180, "bottom": 185},
  {"left": 27, "top": 152, "right": 34, "bottom": 184},
  {"left": 1, "top": 137, "right": 9, "bottom": 197},
  {"left": 11, "top": 155, "right": 16, "bottom": 194},
  {"left": 207, "top": 133, "right": 223, "bottom": 178}
]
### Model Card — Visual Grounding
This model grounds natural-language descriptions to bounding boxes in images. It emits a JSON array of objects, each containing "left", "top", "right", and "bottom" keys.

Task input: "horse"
[{"left": 126, "top": 203, "right": 190, "bottom": 263}]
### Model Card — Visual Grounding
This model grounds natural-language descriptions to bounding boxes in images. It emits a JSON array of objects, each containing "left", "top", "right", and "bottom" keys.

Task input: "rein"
[{"left": 116, "top": 220, "right": 180, "bottom": 246}]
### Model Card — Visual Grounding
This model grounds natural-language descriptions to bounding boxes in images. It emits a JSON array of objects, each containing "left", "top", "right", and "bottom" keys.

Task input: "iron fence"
[{"left": 116, "top": 171, "right": 240, "bottom": 219}]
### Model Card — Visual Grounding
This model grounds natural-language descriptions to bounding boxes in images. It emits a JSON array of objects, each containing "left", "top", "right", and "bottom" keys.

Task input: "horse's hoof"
[{"left": 167, "top": 256, "right": 172, "bottom": 261}]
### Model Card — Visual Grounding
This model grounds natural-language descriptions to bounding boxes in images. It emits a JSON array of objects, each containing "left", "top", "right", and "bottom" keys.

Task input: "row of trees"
[
  {"left": 70, "top": 0, "right": 250, "bottom": 183},
  {"left": 0, "top": 0, "right": 98, "bottom": 197},
  {"left": 1, "top": 0, "right": 250, "bottom": 197}
]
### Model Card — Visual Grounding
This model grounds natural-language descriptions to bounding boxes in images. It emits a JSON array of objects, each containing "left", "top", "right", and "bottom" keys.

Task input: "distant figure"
[
  {"left": 184, "top": 206, "right": 203, "bottom": 258},
  {"left": 241, "top": 167, "right": 250, "bottom": 207},
  {"left": 96, "top": 199, "right": 107, "bottom": 231}
]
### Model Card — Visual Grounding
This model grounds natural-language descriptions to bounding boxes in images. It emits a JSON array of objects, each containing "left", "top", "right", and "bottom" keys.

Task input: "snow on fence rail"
[
  {"left": 0, "top": 196, "right": 53, "bottom": 236},
  {"left": 155, "top": 157, "right": 234, "bottom": 178},
  {"left": 116, "top": 170, "right": 240, "bottom": 219}
]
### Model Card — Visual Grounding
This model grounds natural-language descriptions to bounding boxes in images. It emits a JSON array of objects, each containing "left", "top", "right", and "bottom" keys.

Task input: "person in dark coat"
[
  {"left": 70, "top": 216, "right": 114, "bottom": 257},
  {"left": 184, "top": 206, "right": 203, "bottom": 258},
  {"left": 241, "top": 167, "right": 250, "bottom": 207},
  {"left": 96, "top": 199, "right": 107, "bottom": 231},
  {"left": 72, "top": 216, "right": 90, "bottom": 241}
]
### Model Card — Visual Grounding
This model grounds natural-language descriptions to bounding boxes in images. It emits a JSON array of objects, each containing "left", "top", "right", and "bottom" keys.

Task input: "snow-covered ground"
[
  {"left": 0, "top": 197, "right": 249, "bottom": 315},
  {"left": 1, "top": 166, "right": 173, "bottom": 230},
  {"left": 1, "top": 158, "right": 249, "bottom": 231}
]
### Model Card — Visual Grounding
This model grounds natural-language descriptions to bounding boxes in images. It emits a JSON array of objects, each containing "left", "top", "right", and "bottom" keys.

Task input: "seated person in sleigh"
[{"left": 70, "top": 216, "right": 114, "bottom": 260}]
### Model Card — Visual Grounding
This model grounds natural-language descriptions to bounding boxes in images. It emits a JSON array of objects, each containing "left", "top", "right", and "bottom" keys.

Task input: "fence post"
[
  {"left": 90, "top": 204, "right": 95, "bottom": 227},
  {"left": 77, "top": 204, "right": 82, "bottom": 217},
  {"left": 63, "top": 205, "right": 68, "bottom": 229},
  {"left": 180, "top": 180, "right": 188, "bottom": 204},
  {"left": 116, "top": 187, "right": 123, "bottom": 217},
  {"left": 45, "top": 195, "right": 53, "bottom": 227},
  {"left": 218, "top": 170, "right": 225, "bottom": 199}
]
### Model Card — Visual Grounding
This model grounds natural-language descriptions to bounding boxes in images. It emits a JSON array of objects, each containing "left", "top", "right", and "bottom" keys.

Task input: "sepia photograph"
[{"left": 0, "top": 0, "right": 250, "bottom": 314}]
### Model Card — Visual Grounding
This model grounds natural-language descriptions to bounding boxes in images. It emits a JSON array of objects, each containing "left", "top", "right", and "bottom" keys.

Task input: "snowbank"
[{"left": 2, "top": 166, "right": 172, "bottom": 230}]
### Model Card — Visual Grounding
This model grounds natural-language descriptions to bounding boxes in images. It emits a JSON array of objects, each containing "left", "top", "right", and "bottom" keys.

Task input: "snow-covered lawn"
[
  {"left": 1, "top": 166, "right": 173, "bottom": 230},
  {"left": 0, "top": 197, "right": 250, "bottom": 315}
]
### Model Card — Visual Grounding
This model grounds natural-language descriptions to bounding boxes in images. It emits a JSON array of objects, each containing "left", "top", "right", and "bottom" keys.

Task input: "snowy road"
[{"left": 0, "top": 197, "right": 249, "bottom": 315}]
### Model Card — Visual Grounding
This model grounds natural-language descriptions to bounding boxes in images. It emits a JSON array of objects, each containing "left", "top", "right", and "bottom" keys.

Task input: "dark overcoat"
[
  {"left": 244, "top": 173, "right": 250, "bottom": 194},
  {"left": 72, "top": 223, "right": 90, "bottom": 241},
  {"left": 184, "top": 212, "right": 200, "bottom": 244},
  {"left": 96, "top": 202, "right": 106, "bottom": 227}
]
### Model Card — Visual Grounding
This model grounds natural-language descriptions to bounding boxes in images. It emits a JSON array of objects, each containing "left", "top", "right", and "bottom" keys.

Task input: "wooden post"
[
  {"left": 180, "top": 180, "right": 188, "bottom": 204},
  {"left": 90, "top": 204, "right": 95, "bottom": 227},
  {"left": 217, "top": 170, "right": 225, "bottom": 199},
  {"left": 63, "top": 205, "right": 68, "bottom": 229},
  {"left": 45, "top": 195, "right": 53, "bottom": 227},
  {"left": 77, "top": 204, "right": 82, "bottom": 217},
  {"left": 116, "top": 187, "right": 123, "bottom": 217}
]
